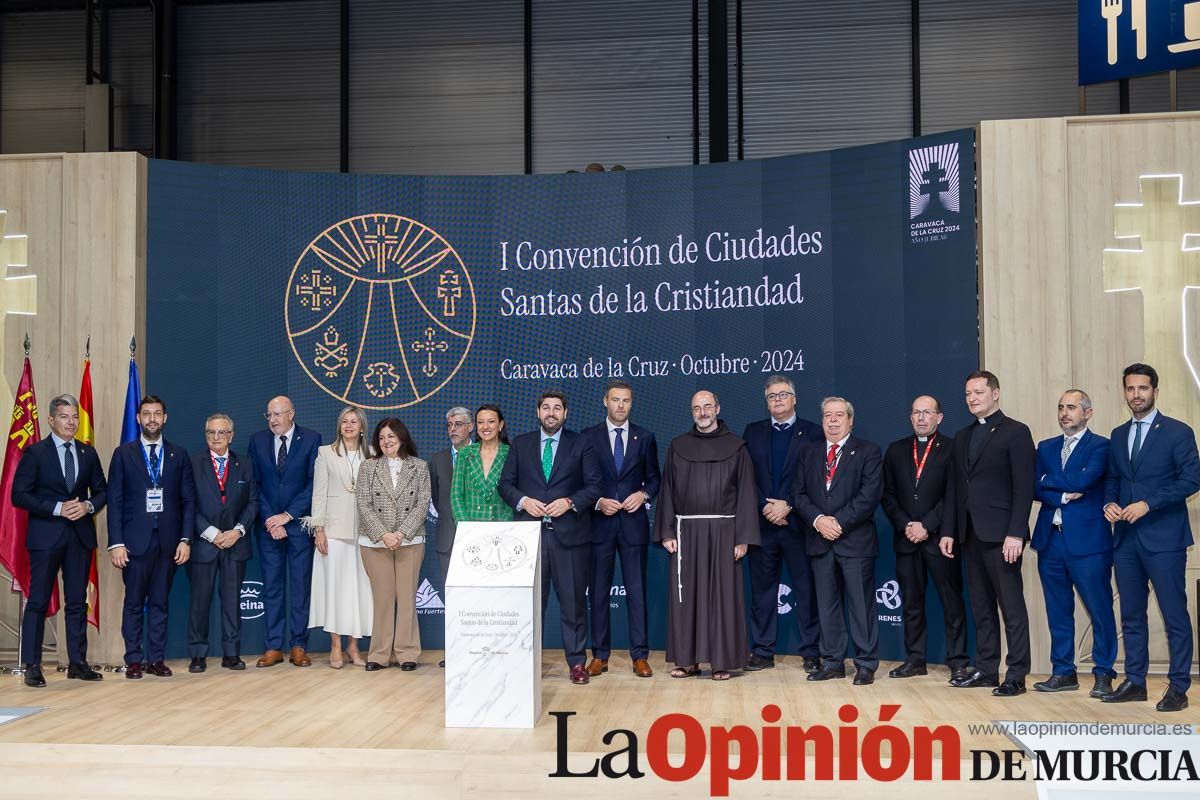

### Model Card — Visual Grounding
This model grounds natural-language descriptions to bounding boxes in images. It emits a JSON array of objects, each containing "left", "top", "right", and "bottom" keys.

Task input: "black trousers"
[
  {"left": 22, "top": 537, "right": 92, "bottom": 666},
  {"left": 964, "top": 519, "right": 1030, "bottom": 680},
  {"left": 188, "top": 554, "right": 248, "bottom": 658},
  {"left": 540, "top": 527, "right": 590, "bottom": 668},
  {"left": 894, "top": 546, "right": 968, "bottom": 669},
  {"left": 810, "top": 550, "right": 879, "bottom": 671}
]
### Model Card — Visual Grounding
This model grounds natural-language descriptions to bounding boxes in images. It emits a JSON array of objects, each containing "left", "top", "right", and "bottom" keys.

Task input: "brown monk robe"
[{"left": 654, "top": 419, "right": 759, "bottom": 679}]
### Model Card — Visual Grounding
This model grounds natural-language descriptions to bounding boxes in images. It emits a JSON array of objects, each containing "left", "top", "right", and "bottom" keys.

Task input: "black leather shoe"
[
  {"left": 67, "top": 662, "right": 102, "bottom": 681},
  {"left": 888, "top": 660, "right": 927, "bottom": 678},
  {"left": 1089, "top": 675, "right": 1114, "bottom": 698},
  {"left": 221, "top": 656, "right": 246, "bottom": 670},
  {"left": 145, "top": 660, "right": 173, "bottom": 677},
  {"left": 949, "top": 669, "right": 998, "bottom": 688},
  {"left": 439, "top": 659, "right": 445, "bottom": 668},
  {"left": 188, "top": 658, "right": 207, "bottom": 674},
  {"left": 1033, "top": 672, "right": 1078, "bottom": 692},
  {"left": 23, "top": 664, "right": 45, "bottom": 688},
  {"left": 993, "top": 679, "right": 1026, "bottom": 697},
  {"left": 802, "top": 656, "right": 821, "bottom": 674},
  {"left": 1156, "top": 688, "right": 1189, "bottom": 712},
  {"left": 365, "top": 661, "right": 386, "bottom": 671},
  {"left": 853, "top": 667, "right": 875, "bottom": 685},
  {"left": 400, "top": 662, "right": 417, "bottom": 671},
  {"left": 1101, "top": 679, "right": 1148, "bottom": 703},
  {"left": 125, "top": 662, "right": 143, "bottom": 679},
  {"left": 807, "top": 665, "right": 847, "bottom": 681},
  {"left": 745, "top": 653, "right": 775, "bottom": 671},
  {"left": 948, "top": 666, "right": 974, "bottom": 685}
]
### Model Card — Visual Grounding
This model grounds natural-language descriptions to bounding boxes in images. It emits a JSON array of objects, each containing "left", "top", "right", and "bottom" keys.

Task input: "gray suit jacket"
[{"left": 429, "top": 447, "right": 457, "bottom": 556}]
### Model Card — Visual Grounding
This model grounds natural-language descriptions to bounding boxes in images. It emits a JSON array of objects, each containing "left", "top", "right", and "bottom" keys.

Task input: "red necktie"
[{"left": 825, "top": 443, "right": 840, "bottom": 484}]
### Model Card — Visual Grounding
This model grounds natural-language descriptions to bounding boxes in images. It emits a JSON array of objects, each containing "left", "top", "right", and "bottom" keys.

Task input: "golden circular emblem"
[{"left": 285, "top": 214, "right": 476, "bottom": 410}]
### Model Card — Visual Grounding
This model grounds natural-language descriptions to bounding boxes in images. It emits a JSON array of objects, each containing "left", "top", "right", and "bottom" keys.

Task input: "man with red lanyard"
[{"left": 880, "top": 395, "right": 968, "bottom": 682}]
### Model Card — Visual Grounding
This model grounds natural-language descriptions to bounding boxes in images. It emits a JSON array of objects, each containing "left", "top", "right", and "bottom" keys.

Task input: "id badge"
[{"left": 146, "top": 488, "right": 164, "bottom": 513}]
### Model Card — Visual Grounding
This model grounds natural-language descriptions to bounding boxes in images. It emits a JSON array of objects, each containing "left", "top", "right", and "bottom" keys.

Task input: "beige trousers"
[{"left": 360, "top": 543, "right": 424, "bottom": 664}]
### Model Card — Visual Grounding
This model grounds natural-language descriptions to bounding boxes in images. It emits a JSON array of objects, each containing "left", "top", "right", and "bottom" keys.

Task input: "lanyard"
[
  {"left": 912, "top": 432, "right": 937, "bottom": 486},
  {"left": 211, "top": 453, "right": 230, "bottom": 498},
  {"left": 142, "top": 442, "right": 163, "bottom": 487}
]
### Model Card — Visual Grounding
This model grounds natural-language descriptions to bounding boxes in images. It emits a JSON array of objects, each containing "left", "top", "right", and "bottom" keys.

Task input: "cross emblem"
[
  {"left": 313, "top": 326, "right": 349, "bottom": 377},
  {"left": 0, "top": 209, "right": 37, "bottom": 405},
  {"left": 1103, "top": 174, "right": 1200, "bottom": 388},
  {"left": 412, "top": 326, "right": 449, "bottom": 377},
  {"left": 918, "top": 161, "right": 950, "bottom": 214},
  {"left": 295, "top": 269, "right": 337, "bottom": 311},
  {"left": 363, "top": 221, "right": 398, "bottom": 274},
  {"left": 437, "top": 269, "right": 462, "bottom": 317}
]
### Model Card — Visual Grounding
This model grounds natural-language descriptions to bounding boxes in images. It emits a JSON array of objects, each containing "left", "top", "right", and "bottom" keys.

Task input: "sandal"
[
  {"left": 711, "top": 670, "right": 732, "bottom": 681},
  {"left": 670, "top": 665, "right": 701, "bottom": 678}
]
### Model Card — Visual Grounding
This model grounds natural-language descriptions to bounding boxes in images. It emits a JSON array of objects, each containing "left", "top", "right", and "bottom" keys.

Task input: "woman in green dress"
[{"left": 450, "top": 404, "right": 513, "bottom": 522}]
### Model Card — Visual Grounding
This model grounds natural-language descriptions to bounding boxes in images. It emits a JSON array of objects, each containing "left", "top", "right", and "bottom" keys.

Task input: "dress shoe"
[
  {"left": 569, "top": 664, "right": 590, "bottom": 685},
  {"left": 67, "top": 662, "right": 102, "bottom": 681},
  {"left": 125, "top": 662, "right": 143, "bottom": 679},
  {"left": 439, "top": 660, "right": 445, "bottom": 668},
  {"left": 221, "top": 656, "right": 246, "bottom": 670},
  {"left": 949, "top": 669, "right": 998, "bottom": 689},
  {"left": 1089, "top": 675, "right": 1113, "bottom": 698},
  {"left": 948, "top": 666, "right": 975, "bottom": 685},
  {"left": 745, "top": 653, "right": 775, "bottom": 671},
  {"left": 256, "top": 649, "right": 285, "bottom": 668},
  {"left": 365, "top": 661, "right": 386, "bottom": 672},
  {"left": 853, "top": 667, "right": 875, "bottom": 685},
  {"left": 289, "top": 646, "right": 311, "bottom": 667},
  {"left": 400, "top": 661, "right": 417, "bottom": 671},
  {"left": 632, "top": 658, "right": 653, "bottom": 678},
  {"left": 585, "top": 658, "right": 608, "bottom": 677},
  {"left": 23, "top": 664, "right": 45, "bottom": 688},
  {"left": 888, "top": 661, "right": 927, "bottom": 678},
  {"left": 807, "top": 665, "right": 847, "bottom": 681},
  {"left": 1033, "top": 672, "right": 1078, "bottom": 692},
  {"left": 1156, "top": 688, "right": 1189, "bottom": 712},
  {"left": 1101, "top": 679, "right": 1147, "bottom": 703},
  {"left": 992, "top": 679, "right": 1026, "bottom": 697},
  {"left": 188, "top": 658, "right": 207, "bottom": 674},
  {"left": 146, "top": 661, "right": 173, "bottom": 677},
  {"left": 803, "top": 656, "right": 821, "bottom": 674}
]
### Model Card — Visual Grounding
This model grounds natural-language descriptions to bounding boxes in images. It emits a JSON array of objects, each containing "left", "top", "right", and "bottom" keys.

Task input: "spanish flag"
[{"left": 78, "top": 358, "right": 100, "bottom": 629}]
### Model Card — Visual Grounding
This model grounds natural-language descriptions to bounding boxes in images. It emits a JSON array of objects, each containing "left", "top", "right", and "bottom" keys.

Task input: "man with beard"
[
  {"left": 654, "top": 390, "right": 758, "bottom": 681},
  {"left": 429, "top": 406, "right": 473, "bottom": 668}
]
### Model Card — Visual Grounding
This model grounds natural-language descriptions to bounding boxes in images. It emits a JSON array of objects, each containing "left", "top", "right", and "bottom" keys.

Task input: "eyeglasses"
[
  {"left": 205, "top": 430, "right": 232, "bottom": 438},
  {"left": 765, "top": 392, "right": 794, "bottom": 402},
  {"left": 910, "top": 410, "right": 939, "bottom": 418},
  {"left": 446, "top": 421, "right": 470, "bottom": 429},
  {"left": 264, "top": 411, "right": 291, "bottom": 420},
  {"left": 692, "top": 404, "right": 717, "bottom": 413}
]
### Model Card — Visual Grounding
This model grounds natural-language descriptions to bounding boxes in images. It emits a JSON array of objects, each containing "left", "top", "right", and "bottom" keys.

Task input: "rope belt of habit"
[{"left": 673, "top": 514, "right": 736, "bottom": 603}]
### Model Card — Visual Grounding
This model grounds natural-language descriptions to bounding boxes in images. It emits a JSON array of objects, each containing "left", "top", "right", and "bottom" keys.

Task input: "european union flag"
[{"left": 120, "top": 355, "right": 142, "bottom": 445}]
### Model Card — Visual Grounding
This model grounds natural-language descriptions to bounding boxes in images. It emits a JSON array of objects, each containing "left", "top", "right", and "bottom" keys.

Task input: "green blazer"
[{"left": 450, "top": 442, "right": 513, "bottom": 522}]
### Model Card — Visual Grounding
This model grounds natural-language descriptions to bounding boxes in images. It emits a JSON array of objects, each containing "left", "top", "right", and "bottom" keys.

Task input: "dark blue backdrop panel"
[{"left": 149, "top": 129, "right": 977, "bottom": 661}]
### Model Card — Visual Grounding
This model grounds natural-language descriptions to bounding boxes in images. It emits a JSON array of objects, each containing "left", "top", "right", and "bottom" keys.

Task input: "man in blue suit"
[
  {"left": 499, "top": 389, "right": 603, "bottom": 685},
  {"left": 248, "top": 395, "right": 321, "bottom": 668},
  {"left": 1102, "top": 363, "right": 1200, "bottom": 712},
  {"left": 583, "top": 380, "right": 661, "bottom": 679},
  {"left": 1031, "top": 389, "right": 1117, "bottom": 698},
  {"left": 107, "top": 395, "right": 196, "bottom": 679},
  {"left": 742, "top": 375, "right": 821, "bottom": 673}
]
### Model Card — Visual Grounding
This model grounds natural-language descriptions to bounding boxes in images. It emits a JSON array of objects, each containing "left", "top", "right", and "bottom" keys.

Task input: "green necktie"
[
  {"left": 542, "top": 438, "right": 554, "bottom": 481},
  {"left": 1131, "top": 420, "right": 1144, "bottom": 470}
]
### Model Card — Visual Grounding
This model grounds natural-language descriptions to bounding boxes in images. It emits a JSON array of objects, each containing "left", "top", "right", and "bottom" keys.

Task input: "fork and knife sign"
[{"left": 1102, "top": 0, "right": 1147, "bottom": 65}]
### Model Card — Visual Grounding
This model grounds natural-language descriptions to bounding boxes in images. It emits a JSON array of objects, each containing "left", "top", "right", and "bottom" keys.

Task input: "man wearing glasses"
[
  {"left": 186, "top": 414, "right": 259, "bottom": 672},
  {"left": 429, "top": 406, "right": 473, "bottom": 668},
  {"left": 741, "top": 375, "right": 821, "bottom": 674},
  {"left": 248, "top": 396, "right": 322, "bottom": 668}
]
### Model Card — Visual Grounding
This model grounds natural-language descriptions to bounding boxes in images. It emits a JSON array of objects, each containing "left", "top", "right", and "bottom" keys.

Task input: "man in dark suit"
[
  {"left": 248, "top": 395, "right": 321, "bottom": 668},
  {"left": 792, "top": 396, "right": 884, "bottom": 685},
  {"left": 187, "top": 413, "right": 258, "bottom": 673},
  {"left": 429, "top": 405, "right": 472, "bottom": 668},
  {"left": 11, "top": 393, "right": 107, "bottom": 688},
  {"left": 583, "top": 380, "right": 661, "bottom": 679},
  {"left": 1102, "top": 363, "right": 1199, "bottom": 712},
  {"left": 742, "top": 375, "right": 821, "bottom": 674},
  {"left": 943, "top": 370, "right": 1035, "bottom": 697},
  {"left": 1031, "top": 389, "right": 1117, "bottom": 698},
  {"left": 107, "top": 395, "right": 195, "bottom": 679},
  {"left": 881, "top": 394, "right": 967, "bottom": 680},
  {"left": 499, "top": 389, "right": 603, "bottom": 685}
]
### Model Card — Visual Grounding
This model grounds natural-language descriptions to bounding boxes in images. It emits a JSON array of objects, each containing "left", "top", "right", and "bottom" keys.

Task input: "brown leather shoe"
[
  {"left": 256, "top": 649, "right": 285, "bottom": 668},
  {"left": 585, "top": 658, "right": 608, "bottom": 677},
  {"left": 289, "top": 646, "right": 312, "bottom": 667},
  {"left": 633, "top": 658, "right": 653, "bottom": 678},
  {"left": 145, "top": 660, "right": 173, "bottom": 677}
]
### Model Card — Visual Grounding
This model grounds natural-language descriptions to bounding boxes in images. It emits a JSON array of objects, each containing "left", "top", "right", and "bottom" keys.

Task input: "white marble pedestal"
[{"left": 444, "top": 520, "right": 542, "bottom": 728}]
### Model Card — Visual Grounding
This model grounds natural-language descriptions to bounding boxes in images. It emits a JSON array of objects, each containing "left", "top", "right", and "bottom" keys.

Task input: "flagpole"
[{"left": 1, "top": 334, "right": 33, "bottom": 676}]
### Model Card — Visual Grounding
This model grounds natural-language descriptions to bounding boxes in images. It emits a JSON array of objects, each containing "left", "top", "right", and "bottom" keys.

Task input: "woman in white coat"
[{"left": 305, "top": 406, "right": 374, "bottom": 668}]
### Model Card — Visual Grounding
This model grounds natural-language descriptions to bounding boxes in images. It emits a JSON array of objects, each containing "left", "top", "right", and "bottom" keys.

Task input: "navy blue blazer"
[
  {"left": 10, "top": 436, "right": 107, "bottom": 550},
  {"left": 107, "top": 438, "right": 196, "bottom": 556},
  {"left": 1104, "top": 413, "right": 1200, "bottom": 553},
  {"left": 792, "top": 435, "right": 884, "bottom": 558},
  {"left": 498, "top": 428, "right": 603, "bottom": 547},
  {"left": 248, "top": 426, "right": 321, "bottom": 536},
  {"left": 582, "top": 421, "right": 662, "bottom": 547},
  {"left": 191, "top": 449, "right": 258, "bottom": 563},
  {"left": 1032, "top": 429, "right": 1111, "bottom": 556},
  {"left": 742, "top": 416, "right": 821, "bottom": 532}
]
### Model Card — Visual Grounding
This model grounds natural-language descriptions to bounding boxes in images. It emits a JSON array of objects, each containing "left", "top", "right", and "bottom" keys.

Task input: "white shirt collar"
[
  {"left": 825, "top": 434, "right": 850, "bottom": 449},
  {"left": 540, "top": 429, "right": 561, "bottom": 443},
  {"left": 140, "top": 435, "right": 162, "bottom": 448},
  {"left": 210, "top": 449, "right": 230, "bottom": 460},
  {"left": 772, "top": 414, "right": 797, "bottom": 428},
  {"left": 1064, "top": 427, "right": 1088, "bottom": 443},
  {"left": 1132, "top": 409, "right": 1158, "bottom": 427},
  {"left": 606, "top": 418, "right": 627, "bottom": 434},
  {"left": 50, "top": 432, "right": 74, "bottom": 448},
  {"left": 279, "top": 425, "right": 295, "bottom": 441}
]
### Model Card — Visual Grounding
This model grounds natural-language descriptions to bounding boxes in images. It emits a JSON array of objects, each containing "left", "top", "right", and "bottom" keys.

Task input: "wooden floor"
[{"left": 0, "top": 651, "right": 1195, "bottom": 798}]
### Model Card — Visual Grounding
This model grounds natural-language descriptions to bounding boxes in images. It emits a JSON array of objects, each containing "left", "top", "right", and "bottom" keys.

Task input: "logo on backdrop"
[
  {"left": 875, "top": 579, "right": 902, "bottom": 625},
  {"left": 777, "top": 583, "right": 793, "bottom": 615},
  {"left": 285, "top": 213, "right": 477, "bottom": 410},
  {"left": 239, "top": 580, "right": 265, "bottom": 620},
  {"left": 908, "top": 143, "right": 962, "bottom": 245},
  {"left": 415, "top": 578, "right": 444, "bottom": 615}
]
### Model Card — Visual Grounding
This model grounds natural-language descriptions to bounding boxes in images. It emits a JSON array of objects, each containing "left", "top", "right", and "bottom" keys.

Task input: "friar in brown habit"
[{"left": 654, "top": 390, "right": 759, "bottom": 680}]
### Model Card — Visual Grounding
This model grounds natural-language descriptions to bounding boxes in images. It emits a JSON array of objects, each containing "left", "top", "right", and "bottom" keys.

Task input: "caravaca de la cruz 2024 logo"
[{"left": 286, "top": 214, "right": 476, "bottom": 410}]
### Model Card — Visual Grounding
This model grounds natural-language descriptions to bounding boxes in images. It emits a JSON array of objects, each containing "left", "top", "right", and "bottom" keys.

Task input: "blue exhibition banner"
[
  {"left": 147, "top": 129, "right": 978, "bottom": 663},
  {"left": 1079, "top": 0, "right": 1200, "bottom": 84}
]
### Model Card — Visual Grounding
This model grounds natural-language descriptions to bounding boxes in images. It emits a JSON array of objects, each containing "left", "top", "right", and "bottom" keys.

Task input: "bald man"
[{"left": 248, "top": 396, "right": 322, "bottom": 667}]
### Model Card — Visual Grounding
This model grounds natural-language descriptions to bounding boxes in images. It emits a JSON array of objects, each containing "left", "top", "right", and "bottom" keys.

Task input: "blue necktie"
[
  {"left": 63, "top": 442, "right": 75, "bottom": 488},
  {"left": 613, "top": 428, "right": 625, "bottom": 472},
  {"left": 216, "top": 455, "right": 227, "bottom": 480},
  {"left": 1131, "top": 421, "right": 1144, "bottom": 469}
]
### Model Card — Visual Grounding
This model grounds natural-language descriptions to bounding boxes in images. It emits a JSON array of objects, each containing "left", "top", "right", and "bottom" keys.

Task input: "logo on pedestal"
[
  {"left": 415, "top": 578, "right": 444, "bottom": 615},
  {"left": 239, "top": 580, "right": 265, "bottom": 619}
]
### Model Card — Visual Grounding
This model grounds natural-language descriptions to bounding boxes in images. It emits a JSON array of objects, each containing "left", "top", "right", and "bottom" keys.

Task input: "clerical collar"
[
  {"left": 917, "top": 435, "right": 929, "bottom": 442},
  {"left": 975, "top": 410, "right": 1003, "bottom": 426}
]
